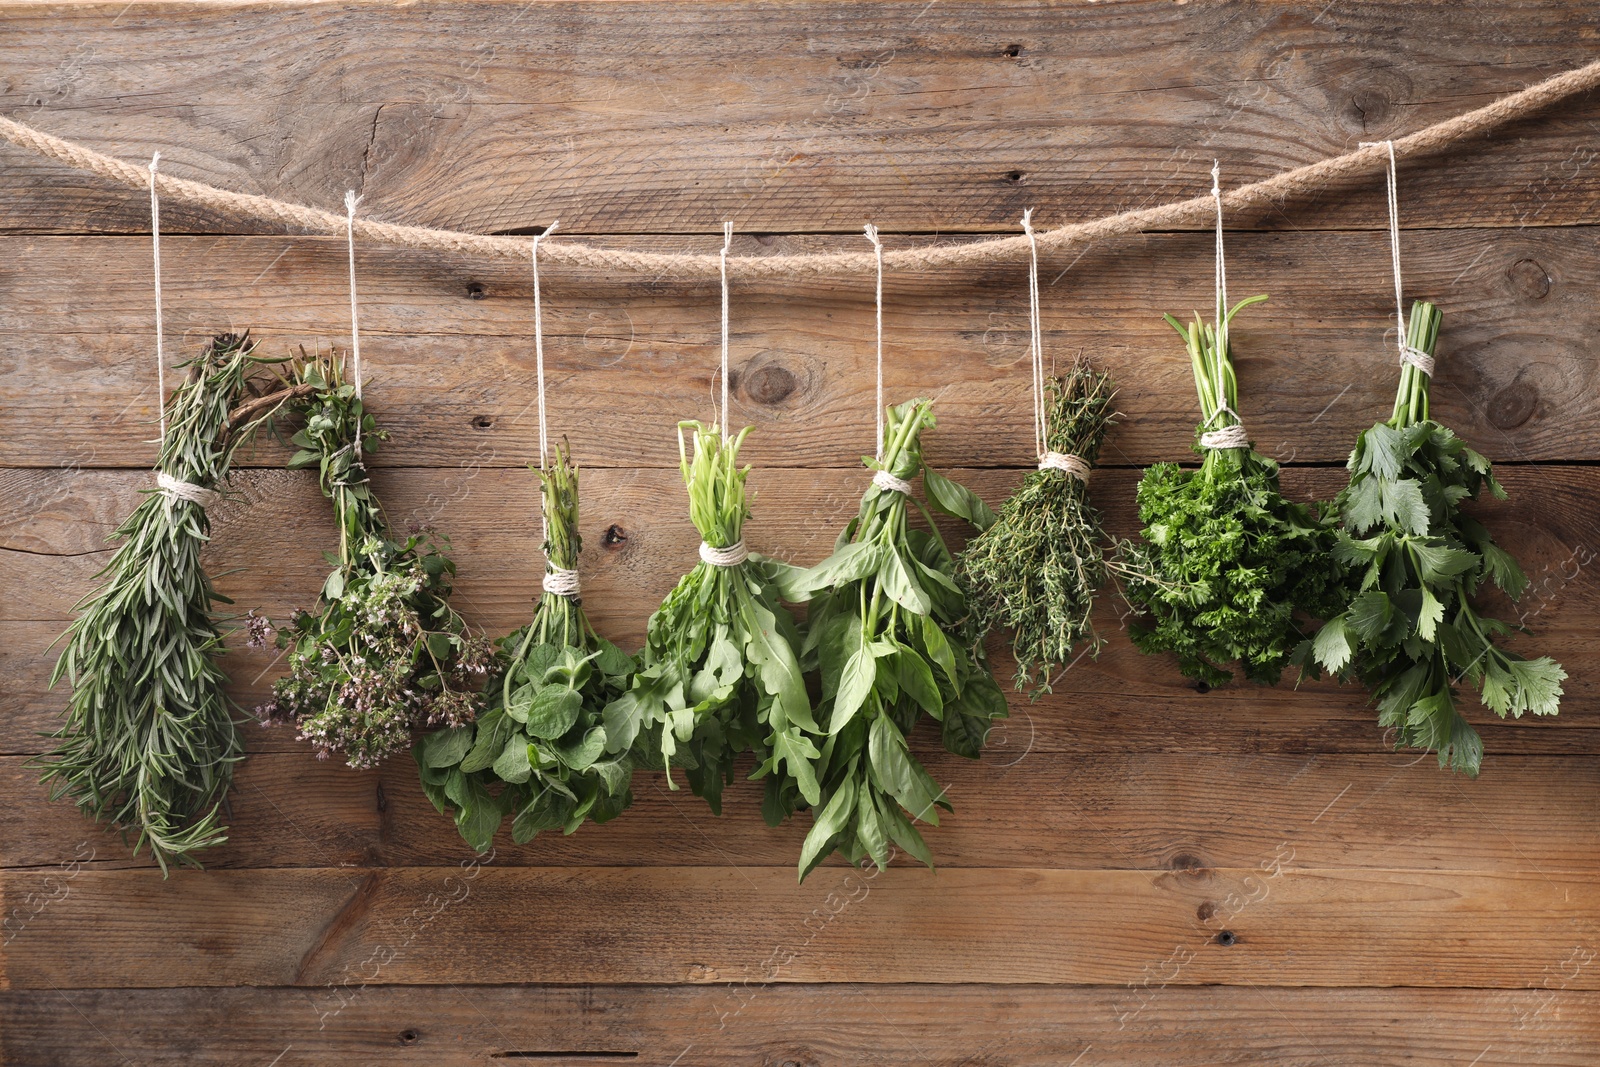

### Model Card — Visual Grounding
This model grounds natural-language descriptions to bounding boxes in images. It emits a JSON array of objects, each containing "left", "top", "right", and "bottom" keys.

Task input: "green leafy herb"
[
  {"left": 41, "top": 333, "right": 305, "bottom": 874},
  {"left": 415, "top": 441, "right": 635, "bottom": 851},
  {"left": 1122, "top": 296, "right": 1344, "bottom": 686},
  {"left": 783, "top": 399, "right": 1007, "bottom": 881},
  {"left": 959, "top": 362, "right": 1119, "bottom": 696},
  {"left": 259, "top": 354, "right": 493, "bottom": 768},
  {"left": 1300, "top": 301, "right": 1565, "bottom": 775},
  {"left": 602, "top": 422, "right": 820, "bottom": 816}
]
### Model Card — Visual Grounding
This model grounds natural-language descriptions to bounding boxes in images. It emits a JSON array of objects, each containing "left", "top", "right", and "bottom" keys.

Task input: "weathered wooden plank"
[
  {"left": 7, "top": 749, "right": 1599, "bottom": 874},
  {"left": 1, "top": 3, "right": 1598, "bottom": 235},
  {"left": 4, "top": 984, "right": 1597, "bottom": 1066},
  {"left": 0, "top": 226, "right": 1593, "bottom": 468},
  {"left": 3, "top": 466, "right": 1591, "bottom": 756},
  {"left": 4, "top": 864, "right": 1597, "bottom": 989}
]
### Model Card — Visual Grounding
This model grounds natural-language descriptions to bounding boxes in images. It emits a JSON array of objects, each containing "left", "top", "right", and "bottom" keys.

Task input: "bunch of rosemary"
[
  {"left": 602, "top": 422, "right": 821, "bottom": 816},
  {"left": 43, "top": 333, "right": 305, "bottom": 874},
  {"left": 1301, "top": 301, "right": 1565, "bottom": 774},
  {"left": 258, "top": 355, "right": 493, "bottom": 768},
  {"left": 959, "top": 362, "right": 1119, "bottom": 696},
  {"left": 1122, "top": 296, "right": 1345, "bottom": 687},
  {"left": 783, "top": 399, "right": 1006, "bottom": 881},
  {"left": 415, "top": 441, "right": 635, "bottom": 851}
]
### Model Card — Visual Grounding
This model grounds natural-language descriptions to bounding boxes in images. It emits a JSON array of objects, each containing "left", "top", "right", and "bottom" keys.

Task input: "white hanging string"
[
  {"left": 344, "top": 190, "right": 365, "bottom": 455},
  {"left": 1199, "top": 161, "right": 1248, "bottom": 451},
  {"left": 864, "top": 223, "right": 885, "bottom": 460},
  {"left": 149, "top": 152, "right": 166, "bottom": 441},
  {"left": 1021, "top": 210, "right": 1091, "bottom": 482},
  {"left": 532, "top": 221, "right": 560, "bottom": 471},
  {"left": 1363, "top": 140, "right": 1434, "bottom": 377},
  {"left": 718, "top": 220, "right": 733, "bottom": 439}
]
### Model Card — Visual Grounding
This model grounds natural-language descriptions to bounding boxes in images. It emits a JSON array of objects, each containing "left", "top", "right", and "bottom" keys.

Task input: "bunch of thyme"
[
  {"left": 416, "top": 441, "right": 635, "bottom": 851},
  {"left": 959, "top": 362, "right": 1119, "bottom": 696},
  {"left": 42, "top": 333, "right": 306, "bottom": 874},
  {"left": 602, "top": 422, "right": 821, "bottom": 816},
  {"left": 258, "top": 355, "right": 492, "bottom": 768}
]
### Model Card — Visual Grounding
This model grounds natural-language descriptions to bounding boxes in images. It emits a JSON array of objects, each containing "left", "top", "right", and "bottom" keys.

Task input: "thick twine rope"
[{"left": 1, "top": 58, "right": 1597, "bottom": 276}]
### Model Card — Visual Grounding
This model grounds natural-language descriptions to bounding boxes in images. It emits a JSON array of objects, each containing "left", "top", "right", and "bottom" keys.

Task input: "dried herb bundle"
[
  {"left": 603, "top": 422, "right": 821, "bottom": 815},
  {"left": 43, "top": 333, "right": 303, "bottom": 874},
  {"left": 959, "top": 363, "right": 1119, "bottom": 696},
  {"left": 416, "top": 442, "right": 635, "bottom": 851},
  {"left": 1301, "top": 301, "right": 1565, "bottom": 774},
  {"left": 783, "top": 399, "right": 1007, "bottom": 881},
  {"left": 259, "top": 355, "right": 492, "bottom": 768},
  {"left": 1122, "top": 297, "right": 1345, "bottom": 686}
]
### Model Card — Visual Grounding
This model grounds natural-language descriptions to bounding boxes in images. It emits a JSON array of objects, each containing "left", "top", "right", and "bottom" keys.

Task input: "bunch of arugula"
[
  {"left": 415, "top": 441, "right": 635, "bottom": 851},
  {"left": 1122, "top": 296, "right": 1345, "bottom": 687},
  {"left": 42, "top": 333, "right": 307, "bottom": 874},
  {"left": 602, "top": 422, "right": 821, "bottom": 816},
  {"left": 259, "top": 355, "right": 493, "bottom": 768},
  {"left": 959, "top": 362, "right": 1119, "bottom": 696},
  {"left": 781, "top": 399, "right": 1006, "bottom": 881},
  {"left": 1300, "top": 301, "right": 1565, "bottom": 774}
]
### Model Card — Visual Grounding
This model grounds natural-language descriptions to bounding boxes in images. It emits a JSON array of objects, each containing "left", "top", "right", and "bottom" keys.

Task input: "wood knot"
[
  {"left": 735, "top": 351, "right": 819, "bottom": 412},
  {"left": 399, "top": 1029, "right": 421, "bottom": 1046},
  {"left": 601, "top": 524, "right": 628, "bottom": 548},
  {"left": 1196, "top": 901, "right": 1217, "bottom": 922},
  {"left": 1216, "top": 930, "right": 1238, "bottom": 947},
  {"left": 1507, "top": 258, "right": 1552, "bottom": 300},
  {"left": 1005, "top": 170, "right": 1027, "bottom": 184},
  {"left": 466, "top": 282, "right": 487, "bottom": 300},
  {"left": 1002, "top": 44, "right": 1022, "bottom": 58},
  {"left": 471, "top": 415, "right": 495, "bottom": 430},
  {"left": 1170, "top": 852, "right": 1207, "bottom": 873},
  {"left": 743, "top": 363, "right": 797, "bottom": 405},
  {"left": 1488, "top": 380, "right": 1539, "bottom": 430},
  {"left": 1348, "top": 87, "right": 1394, "bottom": 132}
]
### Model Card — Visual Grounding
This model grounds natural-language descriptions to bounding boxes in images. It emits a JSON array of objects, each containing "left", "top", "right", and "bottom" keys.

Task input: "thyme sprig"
[
  {"left": 42, "top": 333, "right": 298, "bottom": 874},
  {"left": 959, "top": 362, "right": 1120, "bottom": 696},
  {"left": 1301, "top": 301, "right": 1565, "bottom": 774},
  {"left": 259, "top": 354, "right": 492, "bottom": 768},
  {"left": 416, "top": 441, "right": 636, "bottom": 851}
]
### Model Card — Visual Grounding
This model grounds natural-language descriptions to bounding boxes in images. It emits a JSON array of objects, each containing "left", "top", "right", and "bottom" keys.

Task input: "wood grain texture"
[
  {"left": 5, "top": 864, "right": 1599, "bottom": 990},
  {"left": 0, "top": 226, "right": 1593, "bottom": 469},
  {"left": 1, "top": 3, "right": 1599, "bottom": 236},
  {"left": 4, "top": 984, "right": 1598, "bottom": 1066},
  {"left": 7, "top": 749, "right": 1600, "bottom": 874}
]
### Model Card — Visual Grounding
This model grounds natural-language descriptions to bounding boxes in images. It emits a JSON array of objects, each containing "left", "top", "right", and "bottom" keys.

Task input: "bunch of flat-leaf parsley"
[{"left": 1300, "top": 300, "right": 1565, "bottom": 774}]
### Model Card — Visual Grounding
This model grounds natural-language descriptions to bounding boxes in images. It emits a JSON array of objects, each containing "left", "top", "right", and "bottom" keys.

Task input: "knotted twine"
[
  {"left": 530, "top": 221, "right": 581, "bottom": 597},
  {"left": 1022, "top": 210, "right": 1091, "bottom": 482},
  {"left": 1362, "top": 140, "right": 1434, "bottom": 377},
  {"left": 1198, "top": 162, "right": 1250, "bottom": 452}
]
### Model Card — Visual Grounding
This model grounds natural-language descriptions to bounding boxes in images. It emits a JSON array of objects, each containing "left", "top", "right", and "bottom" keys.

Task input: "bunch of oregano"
[
  {"left": 782, "top": 398, "right": 1007, "bottom": 881},
  {"left": 1122, "top": 296, "right": 1345, "bottom": 687},
  {"left": 257, "top": 354, "right": 493, "bottom": 768},
  {"left": 959, "top": 362, "right": 1119, "bottom": 696},
  {"left": 602, "top": 422, "right": 821, "bottom": 816},
  {"left": 415, "top": 441, "right": 635, "bottom": 851},
  {"left": 42, "top": 333, "right": 307, "bottom": 874},
  {"left": 1300, "top": 301, "right": 1565, "bottom": 774}
]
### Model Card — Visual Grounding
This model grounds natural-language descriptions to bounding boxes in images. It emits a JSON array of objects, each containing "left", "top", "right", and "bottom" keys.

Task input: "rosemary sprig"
[
  {"left": 258, "top": 354, "right": 493, "bottom": 768},
  {"left": 602, "top": 422, "right": 820, "bottom": 817},
  {"left": 41, "top": 333, "right": 299, "bottom": 874},
  {"left": 415, "top": 441, "right": 635, "bottom": 851},
  {"left": 959, "top": 362, "right": 1119, "bottom": 696}
]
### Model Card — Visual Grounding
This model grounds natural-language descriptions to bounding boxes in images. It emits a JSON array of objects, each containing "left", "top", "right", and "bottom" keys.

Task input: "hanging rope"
[
  {"left": 148, "top": 152, "right": 165, "bottom": 440},
  {"left": 1023, "top": 210, "right": 1091, "bottom": 482},
  {"left": 864, "top": 223, "right": 885, "bottom": 459},
  {"left": 718, "top": 220, "right": 732, "bottom": 438},
  {"left": 2, "top": 58, "right": 1596, "bottom": 277},
  {"left": 1362, "top": 139, "right": 1435, "bottom": 377}
]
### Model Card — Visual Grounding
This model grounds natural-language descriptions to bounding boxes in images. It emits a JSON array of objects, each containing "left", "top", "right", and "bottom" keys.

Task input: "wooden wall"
[{"left": 3, "top": 2, "right": 1599, "bottom": 1063}]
